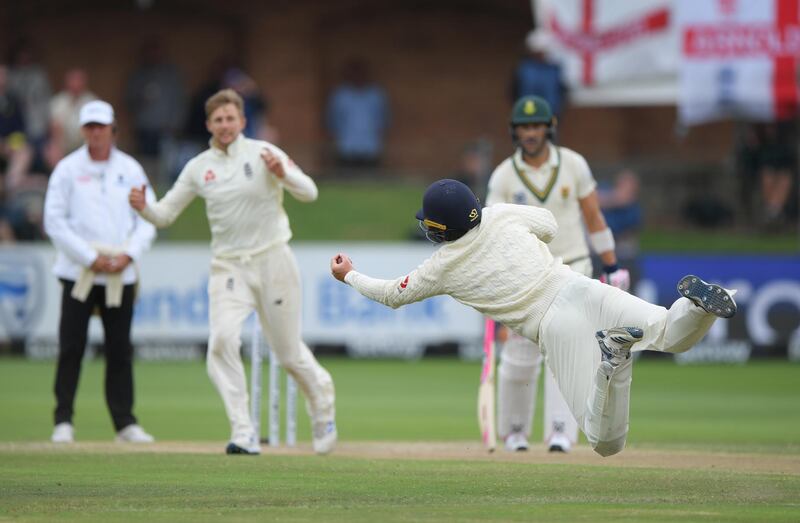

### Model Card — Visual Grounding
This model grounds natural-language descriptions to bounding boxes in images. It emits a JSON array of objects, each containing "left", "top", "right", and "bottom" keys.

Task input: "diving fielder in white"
[
  {"left": 129, "top": 89, "right": 336, "bottom": 455},
  {"left": 486, "top": 95, "right": 630, "bottom": 453},
  {"left": 330, "top": 179, "right": 736, "bottom": 457}
]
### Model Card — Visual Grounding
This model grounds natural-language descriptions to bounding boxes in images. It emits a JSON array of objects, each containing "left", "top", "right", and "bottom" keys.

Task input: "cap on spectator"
[{"left": 79, "top": 100, "right": 114, "bottom": 126}]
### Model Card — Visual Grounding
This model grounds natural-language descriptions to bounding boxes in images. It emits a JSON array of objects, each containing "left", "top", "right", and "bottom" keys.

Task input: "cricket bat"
[{"left": 478, "top": 317, "right": 497, "bottom": 452}]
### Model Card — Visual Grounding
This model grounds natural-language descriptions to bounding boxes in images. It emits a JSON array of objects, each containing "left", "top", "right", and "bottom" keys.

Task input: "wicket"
[{"left": 250, "top": 319, "right": 297, "bottom": 446}]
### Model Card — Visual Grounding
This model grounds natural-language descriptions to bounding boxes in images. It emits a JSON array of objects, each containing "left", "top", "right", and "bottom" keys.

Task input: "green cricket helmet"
[{"left": 510, "top": 95, "right": 554, "bottom": 126}]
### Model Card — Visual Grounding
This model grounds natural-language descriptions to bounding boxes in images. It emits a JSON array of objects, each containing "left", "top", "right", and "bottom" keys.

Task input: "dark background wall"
[{"left": 0, "top": 0, "right": 739, "bottom": 221}]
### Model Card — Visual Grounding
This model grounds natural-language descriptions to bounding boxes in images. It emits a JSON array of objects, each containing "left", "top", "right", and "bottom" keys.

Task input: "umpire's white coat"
[
  {"left": 44, "top": 145, "right": 156, "bottom": 285},
  {"left": 345, "top": 204, "right": 717, "bottom": 455},
  {"left": 138, "top": 135, "right": 334, "bottom": 442}
]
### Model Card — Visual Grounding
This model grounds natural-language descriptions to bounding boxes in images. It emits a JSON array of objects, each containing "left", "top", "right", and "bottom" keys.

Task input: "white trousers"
[
  {"left": 537, "top": 275, "right": 716, "bottom": 455},
  {"left": 497, "top": 258, "right": 590, "bottom": 443},
  {"left": 206, "top": 243, "right": 335, "bottom": 440}
]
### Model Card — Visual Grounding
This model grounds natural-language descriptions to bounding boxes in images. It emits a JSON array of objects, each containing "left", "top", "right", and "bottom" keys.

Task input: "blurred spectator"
[
  {"left": 46, "top": 68, "right": 97, "bottom": 167},
  {"left": 7, "top": 37, "right": 52, "bottom": 173},
  {"left": 326, "top": 58, "right": 390, "bottom": 168},
  {"left": 452, "top": 139, "right": 492, "bottom": 202},
  {"left": 0, "top": 211, "right": 14, "bottom": 242},
  {"left": 125, "top": 39, "right": 187, "bottom": 183},
  {"left": 511, "top": 30, "right": 566, "bottom": 119},
  {"left": 738, "top": 121, "right": 797, "bottom": 229},
  {"left": 597, "top": 169, "right": 642, "bottom": 258},
  {"left": 222, "top": 67, "right": 276, "bottom": 142},
  {"left": 6, "top": 187, "right": 46, "bottom": 240},
  {"left": 0, "top": 64, "right": 33, "bottom": 192},
  {"left": 184, "top": 58, "right": 228, "bottom": 147}
]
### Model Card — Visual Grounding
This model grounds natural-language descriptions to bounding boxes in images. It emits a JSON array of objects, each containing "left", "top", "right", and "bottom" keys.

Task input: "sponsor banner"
[
  {"left": 0, "top": 244, "right": 483, "bottom": 358},
  {"left": 5, "top": 246, "right": 796, "bottom": 359},
  {"left": 677, "top": 0, "right": 800, "bottom": 125},
  {"left": 635, "top": 254, "right": 800, "bottom": 359}
]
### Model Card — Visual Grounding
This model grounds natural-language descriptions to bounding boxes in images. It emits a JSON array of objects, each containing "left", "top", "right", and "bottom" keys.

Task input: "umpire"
[{"left": 43, "top": 100, "right": 156, "bottom": 443}]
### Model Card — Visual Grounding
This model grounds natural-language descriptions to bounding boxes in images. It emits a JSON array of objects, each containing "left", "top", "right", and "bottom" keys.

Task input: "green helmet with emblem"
[{"left": 509, "top": 95, "right": 554, "bottom": 127}]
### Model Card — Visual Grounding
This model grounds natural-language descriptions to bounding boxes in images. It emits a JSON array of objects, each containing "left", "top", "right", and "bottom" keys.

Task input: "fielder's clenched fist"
[
  {"left": 330, "top": 253, "right": 353, "bottom": 282},
  {"left": 261, "top": 148, "right": 285, "bottom": 178}
]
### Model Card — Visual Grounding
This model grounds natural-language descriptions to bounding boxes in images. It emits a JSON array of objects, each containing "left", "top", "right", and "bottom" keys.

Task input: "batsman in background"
[
  {"left": 330, "top": 179, "right": 736, "bottom": 458},
  {"left": 129, "top": 89, "right": 336, "bottom": 456},
  {"left": 486, "top": 95, "right": 629, "bottom": 453}
]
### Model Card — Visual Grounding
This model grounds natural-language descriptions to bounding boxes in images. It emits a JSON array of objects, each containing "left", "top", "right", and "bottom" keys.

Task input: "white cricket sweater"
[
  {"left": 139, "top": 134, "right": 317, "bottom": 259},
  {"left": 344, "top": 203, "right": 575, "bottom": 343}
]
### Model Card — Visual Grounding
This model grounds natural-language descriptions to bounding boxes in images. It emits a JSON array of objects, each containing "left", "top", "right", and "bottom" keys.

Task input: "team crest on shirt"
[
  {"left": 513, "top": 192, "right": 527, "bottom": 204},
  {"left": 204, "top": 169, "right": 217, "bottom": 184},
  {"left": 561, "top": 186, "right": 570, "bottom": 199},
  {"left": 398, "top": 275, "right": 410, "bottom": 292},
  {"left": 243, "top": 162, "right": 253, "bottom": 179}
]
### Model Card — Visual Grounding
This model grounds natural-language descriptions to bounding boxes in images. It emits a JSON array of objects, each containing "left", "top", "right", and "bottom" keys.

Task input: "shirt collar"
[
  {"left": 210, "top": 133, "right": 245, "bottom": 157},
  {"left": 80, "top": 144, "right": 117, "bottom": 164}
]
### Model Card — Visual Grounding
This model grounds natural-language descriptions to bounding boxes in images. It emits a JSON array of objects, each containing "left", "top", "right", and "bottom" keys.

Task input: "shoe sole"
[
  {"left": 677, "top": 275, "right": 736, "bottom": 318},
  {"left": 548, "top": 445, "right": 567, "bottom": 453},
  {"left": 225, "top": 443, "right": 260, "bottom": 455}
]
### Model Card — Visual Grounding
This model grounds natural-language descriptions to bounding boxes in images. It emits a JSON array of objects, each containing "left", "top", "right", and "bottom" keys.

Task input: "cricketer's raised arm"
[
  {"left": 262, "top": 143, "right": 318, "bottom": 202},
  {"left": 135, "top": 165, "right": 197, "bottom": 228},
  {"left": 331, "top": 253, "right": 442, "bottom": 309}
]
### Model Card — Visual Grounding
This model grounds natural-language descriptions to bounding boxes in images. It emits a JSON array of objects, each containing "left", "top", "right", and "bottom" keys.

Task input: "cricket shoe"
[
  {"left": 596, "top": 327, "right": 643, "bottom": 368},
  {"left": 51, "top": 422, "right": 74, "bottom": 443},
  {"left": 677, "top": 275, "right": 737, "bottom": 319},
  {"left": 226, "top": 432, "right": 260, "bottom": 455},
  {"left": 115, "top": 424, "right": 155, "bottom": 443},
  {"left": 312, "top": 420, "right": 337, "bottom": 455},
  {"left": 547, "top": 432, "right": 572, "bottom": 453},
  {"left": 504, "top": 431, "right": 529, "bottom": 452}
]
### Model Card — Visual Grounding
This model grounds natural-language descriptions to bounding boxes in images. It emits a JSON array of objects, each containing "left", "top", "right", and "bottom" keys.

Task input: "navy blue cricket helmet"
[{"left": 415, "top": 179, "right": 482, "bottom": 243}]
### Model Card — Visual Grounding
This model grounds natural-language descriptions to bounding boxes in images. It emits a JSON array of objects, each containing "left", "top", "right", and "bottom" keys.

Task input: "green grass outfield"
[{"left": 1, "top": 357, "right": 799, "bottom": 521}]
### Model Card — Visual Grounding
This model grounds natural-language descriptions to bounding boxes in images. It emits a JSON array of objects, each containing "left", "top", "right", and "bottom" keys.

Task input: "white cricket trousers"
[
  {"left": 537, "top": 274, "right": 716, "bottom": 456},
  {"left": 498, "top": 258, "right": 591, "bottom": 443},
  {"left": 206, "top": 243, "right": 335, "bottom": 440}
]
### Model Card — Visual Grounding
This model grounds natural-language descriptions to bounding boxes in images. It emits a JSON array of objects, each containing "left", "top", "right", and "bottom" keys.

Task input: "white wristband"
[{"left": 589, "top": 228, "right": 615, "bottom": 254}]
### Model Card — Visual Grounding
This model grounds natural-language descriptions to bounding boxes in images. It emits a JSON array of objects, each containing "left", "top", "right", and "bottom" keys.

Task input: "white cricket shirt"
[
  {"left": 139, "top": 134, "right": 317, "bottom": 259},
  {"left": 486, "top": 144, "right": 596, "bottom": 264},
  {"left": 344, "top": 203, "right": 574, "bottom": 343}
]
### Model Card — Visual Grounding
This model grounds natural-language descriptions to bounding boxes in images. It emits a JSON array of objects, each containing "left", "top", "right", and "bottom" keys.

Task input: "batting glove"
[{"left": 600, "top": 264, "right": 630, "bottom": 291}]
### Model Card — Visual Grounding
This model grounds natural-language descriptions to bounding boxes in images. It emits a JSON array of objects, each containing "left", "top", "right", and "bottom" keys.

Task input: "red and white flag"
[
  {"left": 678, "top": 0, "right": 800, "bottom": 125},
  {"left": 535, "top": 0, "right": 676, "bottom": 88}
]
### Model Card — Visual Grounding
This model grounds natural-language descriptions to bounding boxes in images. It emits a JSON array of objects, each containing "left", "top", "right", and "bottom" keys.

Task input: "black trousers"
[{"left": 53, "top": 279, "right": 137, "bottom": 431}]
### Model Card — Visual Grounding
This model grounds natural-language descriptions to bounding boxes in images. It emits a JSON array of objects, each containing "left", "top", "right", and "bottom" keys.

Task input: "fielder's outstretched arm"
[{"left": 330, "top": 253, "right": 442, "bottom": 309}]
